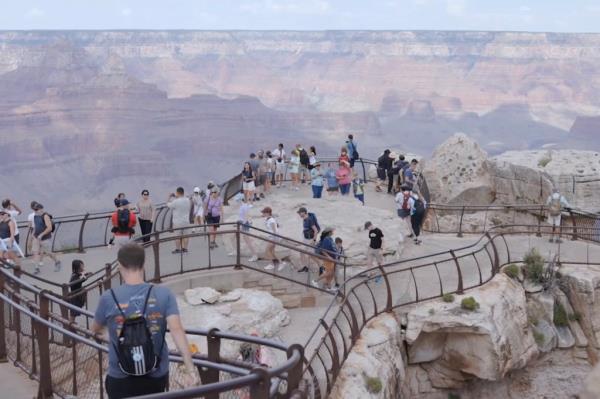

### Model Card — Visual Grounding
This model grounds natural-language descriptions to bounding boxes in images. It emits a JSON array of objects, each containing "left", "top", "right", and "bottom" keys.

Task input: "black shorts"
[
  {"left": 327, "top": 187, "right": 339, "bottom": 192},
  {"left": 105, "top": 373, "right": 168, "bottom": 399},
  {"left": 206, "top": 215, "right": 221, "bottom": 227},
  {"left": 377, "top": 168, "right": 386, "bottom": 181}
]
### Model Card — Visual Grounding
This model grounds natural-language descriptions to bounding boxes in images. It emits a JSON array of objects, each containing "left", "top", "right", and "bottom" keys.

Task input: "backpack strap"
[
  {"left": 141, "top": 285, "right": 154, "bottom": 316},
  {"left": 109, "top": 289, "right": 127, "bottom": 319}
]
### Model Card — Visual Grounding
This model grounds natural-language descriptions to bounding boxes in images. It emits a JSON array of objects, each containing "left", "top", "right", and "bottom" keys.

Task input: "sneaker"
[
  {"left": 311, "top": 280, "right": 319, "bottom": 288},
  {"left": 248, "top": 255, "right": 259, "bottom": 262},
  {"left": 54, "top": 261, "right": 62, "bottom": 272},
  {"left": 34, "top": 265, "right": 41, "bottom": 275},
  {"left": 327, "top": 286, "right": 339, "bottom": 293},
  {"left": 264, "top": 264, "right": 275, "bottom": 270},
  {"left": 260, "top": 193, "right": 265, "bottom": 198},
  {"left": 277, "top": 262, "right": 288, "bottom": 271},
  {"left": 298, "top": 266, "right": 309, "bottom": 273},
  {"left": 172, "top": 249, "right": 181, "bottom": 254}
]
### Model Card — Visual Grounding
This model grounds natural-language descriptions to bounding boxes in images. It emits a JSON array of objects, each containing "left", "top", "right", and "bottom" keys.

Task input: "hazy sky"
[{"left": 2, "top": 0, "right": 600, "bottom": 32}]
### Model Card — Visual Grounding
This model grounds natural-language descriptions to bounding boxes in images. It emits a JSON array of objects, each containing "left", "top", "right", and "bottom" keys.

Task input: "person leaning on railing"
[{"left": 92, "top": 243, "right": 199, "bottom": 398}]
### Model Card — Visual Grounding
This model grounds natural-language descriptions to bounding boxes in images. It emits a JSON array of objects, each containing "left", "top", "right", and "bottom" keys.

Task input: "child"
[{"left": 352, "top": 173, "right": 365, "bottom": 205}]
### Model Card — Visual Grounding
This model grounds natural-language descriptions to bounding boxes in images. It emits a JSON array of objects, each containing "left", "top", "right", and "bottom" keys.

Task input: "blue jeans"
[
  {"left": 355, "top": 194, "right": 364, "bottom": 205},
  {"left": 312, "top": 185, "right": 323, "bottom": 198},
  {"left": 340, "top": 184, "right": 351, "bottom": 195}
]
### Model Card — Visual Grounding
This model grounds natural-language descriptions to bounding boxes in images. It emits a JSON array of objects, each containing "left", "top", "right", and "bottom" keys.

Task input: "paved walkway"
[{"left": 0, "top": 362, "right": 37, "bottom": 399}]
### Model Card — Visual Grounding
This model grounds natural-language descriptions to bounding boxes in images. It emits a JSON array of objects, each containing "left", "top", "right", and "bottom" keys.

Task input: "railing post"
[
  {"left": 234, "top": 222, "right": 242, "bottom": 270},
  {"left": 457, "top": 206, "right": 465, "bottom": 237},
  {"left": 36, "top": 293, "right": 53, "bottom": 399},
  {"left": 103, "top": 263, "right": 113, "bottom": 291},
  {"left": 199, "top": 328, "right": 221, "bottom": 399},
  {"left": 0, "top": 271, "right": 7, "bottom": 363},
  {"left": 536, "top": 206, "right": 543, "bottom": 237},
  {"left": 12, "top": 266, "right": 22, "bottom": 363},
  {"left": 152, "top": 232, "right": 161, "bottom": 282},
  {"left": 378, "top": 265, "right": 393, "bottom": 312},
  {"left": 286, "top": 344, "right": 304, "bottom": 395},
  {"left": 486, "top": 233, "right": 500, "bottom": 275},
  {"left": 569, "top": 209, "right": 578, "bottom": 241},
  {"left": 360, "top": 158, "right": 367, "bottom": 182},
  {"left": 249, "top": 367, "right": 270, "bottom": 399},
  {"left": 77, "top": 213, "right": 90, "bottom": 253},
  {"left": 60, "top": 284, "right": 70, "bottom": 324},
  {"left": 449, "top": 250, "right": 464, "bottom": 294}
]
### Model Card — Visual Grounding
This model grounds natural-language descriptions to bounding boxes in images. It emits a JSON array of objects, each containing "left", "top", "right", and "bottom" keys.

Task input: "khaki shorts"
[
  {"left": 366, "top": 247, "right": 383, "bottom": 266},
  {"left": 33, "top": 238, "right": 52, "bottom": 254}
]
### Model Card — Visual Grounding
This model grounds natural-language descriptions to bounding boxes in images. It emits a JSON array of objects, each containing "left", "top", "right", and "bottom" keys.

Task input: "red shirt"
[{"left": 111, "top": 210, "right": 137, "bottom": 236}]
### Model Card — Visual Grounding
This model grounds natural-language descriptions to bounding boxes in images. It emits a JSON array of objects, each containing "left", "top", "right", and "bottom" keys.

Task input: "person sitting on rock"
[{"left": 546, "top": 188, "right": 571, "bottom": 243}]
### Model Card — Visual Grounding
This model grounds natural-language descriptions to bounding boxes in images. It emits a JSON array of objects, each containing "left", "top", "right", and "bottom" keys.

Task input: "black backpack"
[
  {"left": 299, "top": 149, "right": 309, "bottom": 166},
  {"left": 43, "top": 213, "right": 56, "bottom": 233},
  {"left": 414, "top": 199, "right": 426, "bottom": 214},
  {"left": 110, "top": 286, "right": 163, "bottom": 376},
  {"left": 116, "top": 209, "right": 133, "bottom": 234},
  {"left": 303, "top": 213, "right": 321, "bottom": 239}
]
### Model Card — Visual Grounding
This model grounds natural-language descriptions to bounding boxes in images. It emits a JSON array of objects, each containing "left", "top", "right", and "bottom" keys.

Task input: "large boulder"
[
  {"left": 423, "top": 133, "right": 554, "bottom": 207},
  {"left": 329, "top": 313, "right": 405, "bottom": 399},
  {"left": 171, "top": 288, "right": 290, "bottom": 358},
  {"left": 404, "top": 274, "right": 538, "bottom": 388}
]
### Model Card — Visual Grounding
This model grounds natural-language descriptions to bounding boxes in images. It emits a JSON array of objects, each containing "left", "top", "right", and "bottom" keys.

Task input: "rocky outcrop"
[
  {"left": 493, "top": 149, "right": 600, "bottom": 212},
  {"left": 422, "top": 133, "right": 554, "bottom": 207},
  {"left": 329, "top": 313, "right": 405, "bottom": 399},
  {"left": 172, "top": 288, "right": 290, "bottom": 358},
  {"left": 404, "top": 274, "right": 538, "bottom": 392}
]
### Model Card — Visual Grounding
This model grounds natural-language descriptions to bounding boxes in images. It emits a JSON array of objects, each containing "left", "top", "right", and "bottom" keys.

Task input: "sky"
[{"left": 1, "top": 0, "right": 600, "bottom": 32}]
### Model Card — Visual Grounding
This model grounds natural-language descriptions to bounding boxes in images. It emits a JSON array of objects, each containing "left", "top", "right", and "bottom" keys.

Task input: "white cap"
[{"left": 193, "top": 187, "right": 201, "bottom": 193}]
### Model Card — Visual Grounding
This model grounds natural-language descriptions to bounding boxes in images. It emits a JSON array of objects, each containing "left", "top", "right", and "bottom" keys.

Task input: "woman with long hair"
[{"left": 241, "top": 162, "right": 256, "bottom": 203}]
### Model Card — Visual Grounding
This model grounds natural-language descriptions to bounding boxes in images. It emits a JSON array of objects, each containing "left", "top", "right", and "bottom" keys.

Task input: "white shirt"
[
  {"left": 546, "top": 193, "right": 570, "bottom": 208},
  {"left": 27, "top": 212, "right": 35, "bottom": 227},
  {"left": 167, "top": 197, "right": 191, "bottom": 226},
  {"left": 265, "top": 216, "right": 278, "bottom": 235},
  {"left": 395, "top": 192, "right": 414, "bottom": 211},
  {"left": 3, "top": 208, "right": 21, "bottom": 236},
  {"left": 272, "top": 148, "right": 286, "bottom": 161},
  {"left": 238, "top": 203, "right": 252, "bottom": 222}
]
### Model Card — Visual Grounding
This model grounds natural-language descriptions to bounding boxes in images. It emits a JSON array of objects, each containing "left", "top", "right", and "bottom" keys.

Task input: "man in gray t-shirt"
[
  {"left": 167, "top": 186, "right": 192, "bottom": 254},
  {"left": 92, "top": 243, "right": 198, "bottom": 398}
]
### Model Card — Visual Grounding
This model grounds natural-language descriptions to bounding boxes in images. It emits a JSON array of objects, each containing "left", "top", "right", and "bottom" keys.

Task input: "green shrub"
[
  {"left": 523, "top": 248, "right": 545, "bottom": 283},
  {"left": 503, "top": 264, "right": 520, "bottom": 279},
  {"left": 364, "top": 376, "right": 382, "bottom": 394},
  {"left": 569, "top": 313, "right": 581, "bottom": 322},
  {"left": 442, "top": 293, "right": 455, "bottom": 303},
  {"left": 538, "top": 157, "right": 551, "bottom": 168},
  {"left": 461, "top": 297, "right": 480, "bottom": 311},
  {"left": 554, "top": 302, "right": 569, "bottom": 327},
  {"left": 533, "top": 330, "right": 545, "bottom": 346}
]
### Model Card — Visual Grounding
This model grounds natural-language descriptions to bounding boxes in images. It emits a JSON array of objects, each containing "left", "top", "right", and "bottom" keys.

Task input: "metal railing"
[
  {"left": 299, "top": 223, "right": 600, "bottom": 399},
  {"left": 0, "top": 259, "right": 306, "bottom": 399},
  {"left": 424, "top": 203, "right": 600, "bottom": 242}
]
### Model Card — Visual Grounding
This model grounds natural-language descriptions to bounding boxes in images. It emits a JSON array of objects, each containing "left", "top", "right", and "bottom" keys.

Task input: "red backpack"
[{"left": 401, "top": 192, "right": 411, "bottom": 211}]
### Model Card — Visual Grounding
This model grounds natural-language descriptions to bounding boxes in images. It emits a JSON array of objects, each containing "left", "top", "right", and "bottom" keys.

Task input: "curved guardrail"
[
  {"left": 300, "top": 223, "right": 600, "bottom": 399},
  {"left": 0, "top": 258, "right": 306, "bottom": 399}
]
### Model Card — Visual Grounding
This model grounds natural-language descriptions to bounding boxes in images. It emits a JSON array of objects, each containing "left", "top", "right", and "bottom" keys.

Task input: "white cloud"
[
  {"left": 26, "top": 7, "right": 45, "bottom": 18},
  {"left": 240, "top": 0, "right": 331, "bottom": 15},
  {"left": 446, "top": 0, "right": 466, "bottom": 17},
  {"left": 121, "top": 8, "right": 132, "bottom": 17}
]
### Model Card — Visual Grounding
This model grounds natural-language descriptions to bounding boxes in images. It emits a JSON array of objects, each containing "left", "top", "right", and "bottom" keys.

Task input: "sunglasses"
[{"left": 142, "top": 193, "right": 149, "bottom": 196}]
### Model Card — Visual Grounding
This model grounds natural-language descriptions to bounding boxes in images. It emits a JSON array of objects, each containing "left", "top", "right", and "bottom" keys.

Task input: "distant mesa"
[{"left": 405, "top": 100, "right": 436, "bottom": 121}]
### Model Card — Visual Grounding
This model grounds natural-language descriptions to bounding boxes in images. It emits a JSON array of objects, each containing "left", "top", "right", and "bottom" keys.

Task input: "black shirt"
[
  {"left": 377, "top": 154, "right": 392, "bottom": 170},
  {"left": 368, "top": 228, "right": 384, "bottom": 249}
]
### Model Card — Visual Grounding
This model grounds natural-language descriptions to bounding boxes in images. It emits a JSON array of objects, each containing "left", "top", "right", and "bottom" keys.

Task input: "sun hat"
[{"left": 193, "top": 187, "right": 201, "bottom": 193}]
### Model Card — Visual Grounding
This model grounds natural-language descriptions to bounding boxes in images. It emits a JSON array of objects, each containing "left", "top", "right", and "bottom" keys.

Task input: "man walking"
[
  {"left": 396, "top": 186, "right": 415, "bottom": 239},
  {"left": 32, "top": 203, "right": 61, "bottom": 274},
  {"left": 403, "top": 159, "right": 419, "bottom": 191},
  {"left": 167, "top": 187, "right": 192, "bottom": 253},
  {"left": 346, "top": 134, "right": 359, "bottom": 168},
  {"left": 92, "top": 243, "right": 199, "bottom": 398},
  {"left": 364, "top": 221, "right": 384, "bottom": 283},
  {"left": 262, "top": 207, "right": 287, "bottom": 271},
  {"left": 297, "top": 207, "right": 320, "bottom": 273},
  {"left": 546, "top": 188, "right": 570, "bottom": 243}
]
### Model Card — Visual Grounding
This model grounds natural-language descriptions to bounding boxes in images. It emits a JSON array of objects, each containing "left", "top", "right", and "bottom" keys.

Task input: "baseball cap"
[{"left": 193, "top": 187, "right": 201, "bottom": 193}]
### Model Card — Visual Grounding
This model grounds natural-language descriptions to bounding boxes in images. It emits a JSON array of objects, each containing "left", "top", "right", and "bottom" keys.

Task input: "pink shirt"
[{"left": 336, "top": 167, "right": 352, "bottom": 185}]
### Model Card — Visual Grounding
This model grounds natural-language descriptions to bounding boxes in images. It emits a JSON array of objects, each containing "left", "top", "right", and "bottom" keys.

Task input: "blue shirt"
[
  {"left": 325, "top": 169, "right": 338, "bottom": 188},
  {"left": 319, "top": 236, "right": 337, "bottom": 258},
  {"left": 311, "top": 168, "right": 324, "bottom": 186},
  {"left": 94, "top": 283, "right": 179, "bottom": 378}
]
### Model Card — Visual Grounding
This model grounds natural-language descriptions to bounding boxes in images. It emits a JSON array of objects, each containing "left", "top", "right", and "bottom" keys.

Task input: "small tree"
[{"left": 523, "top": 248, "right": 545, "bottom": 283}]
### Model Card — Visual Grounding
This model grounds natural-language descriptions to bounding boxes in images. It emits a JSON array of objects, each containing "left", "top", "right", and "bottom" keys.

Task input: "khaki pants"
[{"left": 366, "top": 247, "right": 383, "bottom": 267}]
